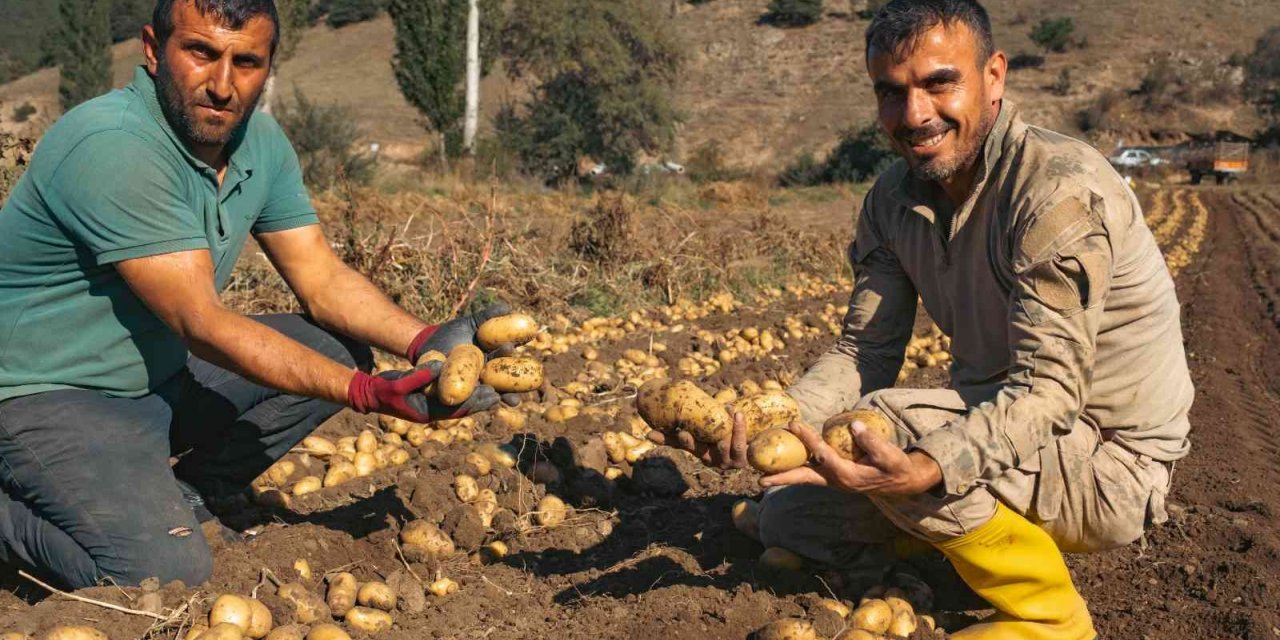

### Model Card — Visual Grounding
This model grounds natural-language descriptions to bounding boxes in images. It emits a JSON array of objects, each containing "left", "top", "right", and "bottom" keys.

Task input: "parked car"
[{"left": 1109, "top": 148, "right": 1165, "bottom": 169}]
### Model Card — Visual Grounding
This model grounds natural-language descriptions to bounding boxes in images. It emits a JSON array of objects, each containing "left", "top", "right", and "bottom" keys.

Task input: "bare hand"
[
  {"left": 647, "top": 412, "right": 750, "bottom": 469},
  {"left": 758, "top": 420, "right": 943, "bottom": 497}
]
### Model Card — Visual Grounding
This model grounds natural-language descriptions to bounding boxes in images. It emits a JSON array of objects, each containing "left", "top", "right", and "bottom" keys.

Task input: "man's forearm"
[
  {"left": 187, "top": 308, "right": 356, "bottom": 404},
  {"left": 301, "top": 264, "right": 427, "bottom": 359}
]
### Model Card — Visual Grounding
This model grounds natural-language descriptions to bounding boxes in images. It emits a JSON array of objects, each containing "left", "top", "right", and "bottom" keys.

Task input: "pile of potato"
[
  {"left": 896, "top": 326, "right": 952, "bottom": 384},
  {"left": 1162, "top": 192, "right": 1207, "bottom": 277},
  {"left": 755, "top": 585, "right": 939, "bottom": 640}
]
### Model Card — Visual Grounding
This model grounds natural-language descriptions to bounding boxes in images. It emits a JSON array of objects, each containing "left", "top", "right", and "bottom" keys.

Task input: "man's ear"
[
  {"left": 142, "top": 24, "right": 160, "bottom": 75},
  {"left": 986, "top": 50, "right": 1008, "bottom": 104}
]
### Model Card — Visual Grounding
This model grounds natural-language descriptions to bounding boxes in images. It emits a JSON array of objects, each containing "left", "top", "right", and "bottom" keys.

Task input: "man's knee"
[{"left": 101, "top": 533, "right": 213, "bottom": 587}]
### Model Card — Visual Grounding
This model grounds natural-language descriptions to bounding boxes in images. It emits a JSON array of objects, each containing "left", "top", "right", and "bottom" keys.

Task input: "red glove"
[{"left": 347, "top": 362, "right": 501, "bottom": 423}]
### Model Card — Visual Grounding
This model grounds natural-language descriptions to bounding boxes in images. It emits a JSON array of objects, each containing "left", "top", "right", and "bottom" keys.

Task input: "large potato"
[
  {"left": 730, "top": 498, "right": 760, "bottom": 540},
  {"left": 887, "top": 609, "right": 918, "bottom": 637},
  {"left": 356, "top": 581, "right": 397, "bottom": 612},
  {"left": 196, "top": 624, "right": 243, "bottom": 640},
  {"left": 758, "top": 547, "right": 804, "bottom": 571},
  {"left": 850, "top": 599, "right": 893, "bottom": 633},
  {"left": 729, "top": 391, "right": 800, "bottom": 438},
  {"left": 476, "top": 313, "right": 539, "bottom": 350},
  {"left": 480, "top": 357, "right": 544, "bottom": 393},
  {"left": 209, "top": 594, "right": 252, "bottom": 632},
  {"left": 276, "top": 583, "right": 329, "bottom": 624},
  {"left": 755, "top": 619, "right": 817, "bottom": 640},
  {"left": 40, "top": 628, "right": 108, "bottom": 640},
  {"left": 833, "top": 631, "right": 879, "bottom": 640},
  {"left": 438, "top": 344, "right": 484, "bottom": 405},
  {"left": 344, "top": 607, "right": 393, "bottom": 633},
  {"left": 246, "top": 599, "right": 272, "bottom": 639},
  {"left": 303, "top": 624, "right": 350, "bottom": 640},
  {"left": 665, "top": 380, "right": 732, "bottom": 443},
  {"left": 635, "top": 379, "right": 676, "bottom": 430},
  {"left": 746, "top": 428, "right": 808, "bottom": 473},
  {"left": 400, "top": 520, "right": 455, "bottom": 558},
  {"left": 822, "top": 409, "right": 896, "bottom": 461},
  {"left": 263, "top": 626, "right": 306, "bottom": 640},
  {"left": 326, "top": 572, "right": 358, "bottom": 617}
]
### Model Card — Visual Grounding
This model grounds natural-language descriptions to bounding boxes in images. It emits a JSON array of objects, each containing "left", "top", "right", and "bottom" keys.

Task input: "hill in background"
[{"left": 1, "top": 0, "right": 1275, "bottom": 172}]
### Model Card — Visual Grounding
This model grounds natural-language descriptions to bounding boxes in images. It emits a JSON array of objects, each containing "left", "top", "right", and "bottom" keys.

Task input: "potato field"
[{"left": 2, "top": 186, "right": 1279, "bottom": 640}]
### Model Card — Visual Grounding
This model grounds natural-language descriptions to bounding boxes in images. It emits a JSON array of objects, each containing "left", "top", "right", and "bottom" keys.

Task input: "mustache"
[{"left": 896, "top": 122, "right": 954, "bottom": 145}]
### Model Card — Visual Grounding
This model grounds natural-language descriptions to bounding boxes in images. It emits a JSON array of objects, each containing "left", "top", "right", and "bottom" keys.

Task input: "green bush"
[
  {"left": 273, "top": 87, "right": 375, "bottom": 189},
  {"left": 780, "top": 124, "right": 895, "bottom": 186},
  {"left": 1028, "top": 17, "right": 1074, "bottom": 53},
  {"left": 12, "top": 102, "right": 36, "bottom": 123},
  {"left": 326, "top": 0, "right": 381, "bottom": 28},
  {"left": 55, "top": 0, "right": 112, "bottom": 111},
  {"left": 764, "top": 0, "right": 824, "bottom": 26}
]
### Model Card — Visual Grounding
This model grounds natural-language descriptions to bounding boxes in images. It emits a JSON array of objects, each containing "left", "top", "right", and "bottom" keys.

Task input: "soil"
[{"left": 2, "top": 186, "right": 1280, "bottom": 639}]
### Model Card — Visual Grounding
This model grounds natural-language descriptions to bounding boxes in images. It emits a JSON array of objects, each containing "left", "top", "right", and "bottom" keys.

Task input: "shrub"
[
  {"left": 55, "top": 0, "right": 112, "bottom": 111},
  {"left": 1028, "top": 17, "right": 1074, "bottom": 53},
  {"left": 273, "top": 87, "right": 375, "bottom": 189},
  {"left": 1050, "top": 68, "right": 1072, "bottom": 96},
  {"left": 569, "top": 193, "right": 635, "bottom": 265},
  {"left": 1008, "top": 52, "right": 1045, "bottom": 71},
  {"left": 763, "top": 0, "right": 824, "bottom": 26},
  {"left": 12, "top": 102, "right": 36, "bottom": 123},
  {"left": 1247, "top": 26, "right": 1280, "bottom": 115},
  {"left": 779, "top": 125, "right": 894, "bottom": 186},
  {"left": 326, "top": 0, "right": 381, "bottom": 28},
  {"left": 685, "top": 140, "right": 748, "bottom": 183},
  {"left": 1077, "top": 89, "right": 1122, "bottom": 132},
  {"left": 1, "top": 125, "right": 35, "bottom": 205}
]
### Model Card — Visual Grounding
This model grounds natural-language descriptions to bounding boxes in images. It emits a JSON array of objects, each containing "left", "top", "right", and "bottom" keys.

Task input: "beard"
[
  {"left": 899, "top": 104, "right": 998, "bottom": 183},
  {"left": 154, "top": 56, "right": 260, "bottom": 149}
]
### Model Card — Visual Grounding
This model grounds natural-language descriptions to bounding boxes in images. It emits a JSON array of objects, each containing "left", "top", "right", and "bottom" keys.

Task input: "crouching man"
[
  {"left": 658, "top": 1, "right": 1191, "bottom": 638},
  {"left": 0, "top": 0, "right": 514, "bottom": 589}
]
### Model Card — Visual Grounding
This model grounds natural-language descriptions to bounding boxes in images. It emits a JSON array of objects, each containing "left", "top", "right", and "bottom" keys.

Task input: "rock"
[
  {"left": 386, "top": 571, "right": 425, "bottom": 614},
  {"left": 441, "top": 505, "right": 486, "bottom": 551},
  {"left": 631, "top": 447, "right": 697, "bottom": 497}
]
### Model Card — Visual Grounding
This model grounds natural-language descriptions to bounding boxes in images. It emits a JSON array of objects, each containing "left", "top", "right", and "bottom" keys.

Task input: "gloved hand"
[
  {"left": 347, "top": 361, "right": 510, "bottom": 423},
  {"left": 406, "top": 303, "right": 513, "bottom": 365}
]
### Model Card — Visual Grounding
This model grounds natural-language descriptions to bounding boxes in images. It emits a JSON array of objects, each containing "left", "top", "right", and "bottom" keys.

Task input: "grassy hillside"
[{"left": 1, "top": 0, "right": 1275, "bottom": 170}]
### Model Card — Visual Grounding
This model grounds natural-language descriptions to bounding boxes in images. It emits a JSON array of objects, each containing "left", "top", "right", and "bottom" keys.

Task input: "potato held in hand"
[
  {"left": 480, "top": 357, "right": 544, "bottom": 393},
  {"left": 437, "top": 344, "right": 484, "bottom": 405},
  {"left": 476, "top": 313, "right": 539, "bottom": 350},
  {"left": 636, "top": 379, "right": 732, "bottom": 443},
  {"left": 822, "top": 409, "right": 896, "bottom": 461},
  {"left": 747, "top": 428, "right": 809, "bottom": 473},
  {"left": 730, "top": 391, "right": 800, "bottom": 438}
]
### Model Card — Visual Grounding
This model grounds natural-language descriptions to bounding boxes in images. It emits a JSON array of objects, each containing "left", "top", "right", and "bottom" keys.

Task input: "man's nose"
[
  {"left": 903, "top": 88, "right": 937, "bottom": 129},
  {"left": 206, "top": 58, "right": 233, "bottom": 104}
]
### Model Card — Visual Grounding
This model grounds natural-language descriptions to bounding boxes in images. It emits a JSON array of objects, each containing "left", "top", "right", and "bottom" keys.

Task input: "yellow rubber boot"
[{"left": 934, "top": 502, "right": 1096, "bottom": 640}]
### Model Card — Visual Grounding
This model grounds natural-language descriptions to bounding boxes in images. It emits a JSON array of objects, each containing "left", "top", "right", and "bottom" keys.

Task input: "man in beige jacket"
[{"left": 656, "top": 1, "right": 1191, "bottom": 638}]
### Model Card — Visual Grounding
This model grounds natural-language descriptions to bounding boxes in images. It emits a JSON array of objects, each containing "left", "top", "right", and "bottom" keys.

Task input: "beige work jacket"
[{"left": 788, "top": 102, "right": 1193, "bottom": 497}]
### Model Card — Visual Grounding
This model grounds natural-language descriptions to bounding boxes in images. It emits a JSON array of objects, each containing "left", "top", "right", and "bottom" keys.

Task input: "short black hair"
[
  {"left": 152, "top": 0, "right": 280, "bottom": 56},
  {"left": 865, "top": 0, "right": 995, "bottom": 65}
]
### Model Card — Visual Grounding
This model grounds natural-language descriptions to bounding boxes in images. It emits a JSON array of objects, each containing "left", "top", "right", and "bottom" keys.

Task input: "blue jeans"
[{"left": 0, "top": 314, "right": 372, "bottom": 588}]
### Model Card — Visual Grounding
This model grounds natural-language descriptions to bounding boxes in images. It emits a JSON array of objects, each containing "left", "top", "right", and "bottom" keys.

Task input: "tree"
[
  {"left": 109, "top": 0, "right": 151, "bottom": 43},
  {"left": 1028, "top": 17, "right": 1075, "bottom": 54},
  {"left": 55, "top": 0, "right": 113, "bottom": 112},
  {"left": 763, "top": 0, "right": 824, "bottom": 27},
  {"left": 388, "top": 0, "right": 502, "bottom": 170},
  {"left": 499, "top": 0, "right": 682, "bottom": 181},
  {"left": 326, "top": 0, "right": 381, "bottom": 28},
  {"left": 1247, "top": 26, "right": 1280, "bottom": 119},
  {"left": 262, "top": 0, "right": 314, "bottom": 114}
]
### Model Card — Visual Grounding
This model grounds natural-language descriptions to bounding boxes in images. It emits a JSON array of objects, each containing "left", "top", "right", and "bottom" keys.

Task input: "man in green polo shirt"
[{"left": 0, "top": 0, "right": 511, "bottom": 589}]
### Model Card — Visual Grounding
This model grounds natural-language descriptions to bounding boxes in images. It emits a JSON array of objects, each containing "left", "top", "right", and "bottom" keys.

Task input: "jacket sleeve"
[
  {"left": 788, "top": 193, "right": 918, "bottom": 427},
  {"left": 912, "top": 191, "right": 1114, "bottom": 496}
]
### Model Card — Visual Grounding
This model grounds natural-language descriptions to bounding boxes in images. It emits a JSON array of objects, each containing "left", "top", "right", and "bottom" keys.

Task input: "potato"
[
  {"left": 351, "top": 581, "right": 395, "bottom": 612},
  {"left": 344, "top": 607, "right": 392, "bottom": 634},
  {"left": 887, "top": 610, "right": 917, "bottom": 637},
  {"left": 245, "top": 599, "right": 272, "bottom": 639},
  {"left": 730, "top": 391, "right": 800, "bottom": 438},
  {"left": 40, "top": 627, "right": 108, "bottom": 640},
  {"left": 455, "top": 474, "right": 479, "bottom": 502},
  {"left": 851, "top": 599, "right": 893, "bottom": 633},
  {"left": 883, "top": 596, "right": 913, "bottom": 617},
  {"left": 277, "top": 583, "right": 329, "bottom": 624},
  {"left": 623, "top": 441, "right": 654, "bottom": 464},
  {"left": 303, "top": 624, "right": 351, "bottom": 640},
  {"left": 759, "top": 547, "right": 804, "bottom": 571},
  {"left": 822, "top": 410, "right": 896, "bottom": 462},
  {"left": 476, "top": 443, "right": 518, "bottom": 469},
  {"left": 253, "top": 488, "right": 291, "bottom": 510},
  {"left": 1, "top": 633, "right": 27, "bottom": 640},
  {"left": 299, "top": 436, "right": 337, "bottom": 457},
  {"left": 400, "top": 520, "right": 455, "bottom": 557},
  {"left": 417, "top": 349, "right": 448, "bottom": 366},
  {"left": 265, "top": 460, "right": 296, "bottom": 486},
  {"left": 356, "top": 430, "right": 378, "bottom": 454},
  {"left": 353, "top": 451, "right": 377, "bottom": 477},
  {"left": 293, "top": 559, "right": 312, "bottom": 580},
  {"left": 323, "top": 461, "right": 357, "bottom": 488},
  {"left": 209, "top": 594, "right": 253, "bottom": 631},
  {"left": 438, "top": 344, "right": 484, "bottom": 405},
  {"left": 544, "top": 405, "right": 578, "bottom": 423},
  {"left": 196, "top": 624, "right": 244, "bottom": 640},
  {"left": 730, "top": 499, "right": 760, "bottom": 540},
  {"left": 480, "top": 357, "right": 544, "bottom": 393},
  {"left": 919, "top": 614, "right": 936, "bottom": 631},
  {"left": 536, "top": 495, "right": 568, "bottom": 527},
  {"left": 816, "top": 598, "right": 850, "bottom": 619},
  {"left": 464, "top": 452, "right": 492, "bottom": 476},
  {"left": 635, "top": 379, "right": 677, "bottom": 430},
  {"left": 476, "top": 313, "right": 539, "bottom": 350},
  {"left": 184, "top": 624, "right": 209, "bottom": 640},
  {"left": 427, "top": 577, "right": 459, "bottom": 597},
  {"left": 263, "top": 626, "right": 306, "bottom": 640},
  {"left": 602, "top": 432, "right": 626, "bottom": 464},
  {"left": 746, "top": 428, "right": 808, "bottom": 473},
  {"left": 604, "top": 467, "right": 624, "bottom": 480},
  {"left": 325, "top": 572, "right": 358, "bottom": 617},
  {"left": 482, "top": 540, "right": 509, "bottom": 561},
  {"left": 755, "top": 619, "right": 816, "bottom": 640},
  {"left": 291, "top": 476, "right": 321, "bottom": 496},
  {"left": 833, "top": 631, "right": 879, "bottom": 640},
  {"left": 389, "top": 448, "right": 411, "bottom": 465}
]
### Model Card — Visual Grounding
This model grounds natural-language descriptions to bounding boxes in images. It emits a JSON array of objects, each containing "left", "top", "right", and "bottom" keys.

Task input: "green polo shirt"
[{"left": 0, "top": 66, "right": 319, "bottom": 402}]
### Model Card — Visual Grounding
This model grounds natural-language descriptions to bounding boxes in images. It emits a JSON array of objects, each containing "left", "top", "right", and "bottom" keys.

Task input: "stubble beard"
[
  {"left": 154, "top": 55, "right": 260, "bottom": 150},
  {"left": 909, "top": 103, "right": 998, "bottom": 184}
]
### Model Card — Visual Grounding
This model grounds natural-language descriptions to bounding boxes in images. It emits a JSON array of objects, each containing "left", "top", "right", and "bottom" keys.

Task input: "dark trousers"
[{"left": 0, "top": 314, "right": 372, "bottom": 589}]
